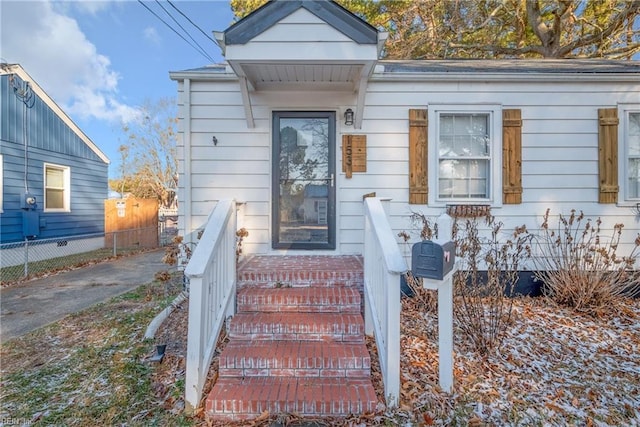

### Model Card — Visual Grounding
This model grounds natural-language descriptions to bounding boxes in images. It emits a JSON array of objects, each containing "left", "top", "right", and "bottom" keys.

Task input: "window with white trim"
[
  {"left": 430, "top": 106, "right": 502, "bottom": 204},
  {"left": 44, "top": 163, "right": 70, "bottom": 211},
  {"left": 625, "top": 109, "right": 640, "bottom": 200}
]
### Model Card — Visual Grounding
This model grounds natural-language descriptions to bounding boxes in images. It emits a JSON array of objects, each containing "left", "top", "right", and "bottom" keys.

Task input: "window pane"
[
  {"left": 629, "top": 113, "right": 640, "bottom": 156},
  {"left": 279, "top": 118, "right": 329, "bottom": 180},
  {"left": 438, "top": 159, "right": 488, "bottom": 198},
  {"left": 46, "top": 189, "right": 64, "bottom": 209},
  {"left": 470, "top": 134, "right": 489, "bottom": 156},
  {"left": 629, "top": 158, "right": 640, "bottom": 199},
  {"left": 46, "top": 167, "right": 64, "bottom": 188},
  {"left": 439, "top": 114, "right": 489, "bottom": 157},
  {"left": 440, "top": 115, "right": 454, "bottom": 135},
  {"left": 439, "top": 135, "right": 454, "bottom": 156},
  {"left": 471, "top": 115, "right": 488, "bottom": 134},
  {"left": 453, "top": 115, "right": 470, "bottom": 134},
  {"left": 438, "top": 112, "right": 491, "bottom": 200}
]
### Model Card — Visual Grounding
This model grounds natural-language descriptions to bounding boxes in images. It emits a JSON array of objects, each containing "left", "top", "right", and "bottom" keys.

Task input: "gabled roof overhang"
[
  {"left": 215, "top": 0, "right": 385, "bottom": 129},
  {"left": 0, "top": 63, "right": 110, "bottom": 164}
]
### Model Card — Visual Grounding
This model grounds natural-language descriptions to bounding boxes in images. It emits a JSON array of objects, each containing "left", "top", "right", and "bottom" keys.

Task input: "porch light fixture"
[{"left": 344, "top": 108, "right": 354, "bottom": 126}]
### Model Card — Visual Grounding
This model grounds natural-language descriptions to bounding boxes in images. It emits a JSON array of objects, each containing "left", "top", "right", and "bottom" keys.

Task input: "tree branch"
[
  {"left": 557, "top": 1, "right": 640, "bottom": 57},
  {"left": 445, "top": 42, "right": 546, "bottom": 57}
]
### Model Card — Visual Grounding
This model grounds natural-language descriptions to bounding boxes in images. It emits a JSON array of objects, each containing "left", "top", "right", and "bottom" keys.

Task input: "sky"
[{"left": 1, "top": 0, "right": 236, "bottom": 178}]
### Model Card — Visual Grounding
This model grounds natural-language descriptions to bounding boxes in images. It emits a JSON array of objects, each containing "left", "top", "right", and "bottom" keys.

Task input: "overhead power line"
[
  {"left": 166, "top": 0, "right": 221, "bottom": 50},
  {"left": 153, "top": 0, "right": 215, "bottom": 60},
  {"left": 137, "top": 0, "right": 216, "bottom": 63}
]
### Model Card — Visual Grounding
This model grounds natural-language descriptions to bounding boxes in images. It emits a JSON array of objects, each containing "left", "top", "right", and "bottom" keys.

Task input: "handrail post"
[
  {"left": 185, "top": 275, "right": 204, "bottom": 413},
  {"left": 384, "top": 267, "right": 400, "bottom": 407},
  {"left": 183, "top": 199, "right": 237, "bottom": 415},
  {"left": 362, "top": 197, "right": 407, "bottom": 408}
]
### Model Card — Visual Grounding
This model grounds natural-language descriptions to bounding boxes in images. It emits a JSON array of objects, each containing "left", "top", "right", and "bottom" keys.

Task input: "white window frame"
[
  {"left": 44, "top": 163, "right": 71, "bottom": 212},
  {"left": 428, "top": 104, "right": 503, "bottom": 207},
  {"left": 619, "top": 104, "right": 640, "bottom": 203}
]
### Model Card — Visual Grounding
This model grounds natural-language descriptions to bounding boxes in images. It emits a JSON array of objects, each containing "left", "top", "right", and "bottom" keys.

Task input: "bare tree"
[{"left": 112, "top": 98, "right": 178, "bottom": 208}]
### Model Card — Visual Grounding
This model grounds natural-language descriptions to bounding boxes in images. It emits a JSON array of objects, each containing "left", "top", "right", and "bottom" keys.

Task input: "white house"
[
  {"left": 169, "top": 0, "right": 640, "bottom": 420},
  {"left": 170, "top": 3, "right": 640, "bottom": 257}
]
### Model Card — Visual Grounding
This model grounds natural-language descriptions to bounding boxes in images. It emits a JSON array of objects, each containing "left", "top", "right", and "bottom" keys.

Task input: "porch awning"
[
  {"left": 213, "top": 0, "right": 386, "bottom": 129},
  {"left": 225, "top": 60, "right": 378, "bottom": 129}
]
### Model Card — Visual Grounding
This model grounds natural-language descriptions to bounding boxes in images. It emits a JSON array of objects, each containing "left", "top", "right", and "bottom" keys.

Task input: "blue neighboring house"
[{"left": 0, "top": 63, "right": 110, "bottom": 244}]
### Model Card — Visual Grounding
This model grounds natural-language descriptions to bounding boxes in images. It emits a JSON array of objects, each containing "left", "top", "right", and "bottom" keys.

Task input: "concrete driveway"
[{"left": 0, "top": 249, "right": 168, "bottom": 344}]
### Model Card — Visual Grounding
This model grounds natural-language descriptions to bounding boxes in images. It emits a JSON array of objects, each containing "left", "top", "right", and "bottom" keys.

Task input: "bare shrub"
[
  {"left": 404, "top": 271, "right": 438, "bottom": 312},
  {"left": 409, "top": 211, "right": 436, "bottom": 241},
  {"left": 533, "top": 209, "right": 640, "bottom": 315},
  {"left": 453, "top": 216, "right": 531, "bottom": 355},
  {"left": 403, "top": 213, "right": 531, "bottom": 355}
]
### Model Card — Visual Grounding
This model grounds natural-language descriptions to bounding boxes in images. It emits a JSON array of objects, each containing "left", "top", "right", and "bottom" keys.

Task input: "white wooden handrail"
[
  {"left": 363, "top": 197, "right": 407, "bottom": 407},
  {"left": 184, "top": 199, "right": 237, "bottom": 414}
]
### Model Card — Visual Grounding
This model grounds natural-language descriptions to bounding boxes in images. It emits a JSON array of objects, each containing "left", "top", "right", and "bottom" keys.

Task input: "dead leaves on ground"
[
  {"left": 149, "top": 291, "right": 640, "bottom": 426},
  {"left": 397, "top": 294, "right": 640, "bottom": 425}
]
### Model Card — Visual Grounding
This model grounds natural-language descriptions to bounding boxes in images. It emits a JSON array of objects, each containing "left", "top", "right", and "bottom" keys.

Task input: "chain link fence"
[
  {"left": 0, "top": 226, "right": 173, "bottom": 285},
  {"left": 159, "top": 208, "right": 178, "bottom": 247}
]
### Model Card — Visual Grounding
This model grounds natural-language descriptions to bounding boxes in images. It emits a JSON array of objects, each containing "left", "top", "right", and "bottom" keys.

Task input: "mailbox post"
[{"left": 410, "top": 213, "right": 455, "bottom": 393}]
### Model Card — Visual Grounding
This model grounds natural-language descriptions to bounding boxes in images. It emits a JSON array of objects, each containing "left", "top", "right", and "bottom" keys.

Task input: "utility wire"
[
  {"left": 154, "top": 0, "right": 215, "bottom": 61},
  {"left": 137, "top": 0, "right": 215, "bottom": 63},
  {"left": 166, "top": 0, "right": 221, "bottom": 50}
]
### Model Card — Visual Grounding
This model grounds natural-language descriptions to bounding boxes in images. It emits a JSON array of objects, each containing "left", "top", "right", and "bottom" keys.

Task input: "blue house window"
[{"left": 44, "top": 163, "right": 70, "bottom": 212}]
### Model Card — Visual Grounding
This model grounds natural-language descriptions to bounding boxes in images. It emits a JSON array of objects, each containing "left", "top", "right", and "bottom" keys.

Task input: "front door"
[{"left": 272, "top": 111, "right": 336, "bottom": 249}]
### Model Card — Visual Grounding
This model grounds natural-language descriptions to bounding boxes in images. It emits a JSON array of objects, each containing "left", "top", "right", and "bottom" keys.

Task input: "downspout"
[{"left": 183, "top": 79, "right": 193, "bottom": 244}]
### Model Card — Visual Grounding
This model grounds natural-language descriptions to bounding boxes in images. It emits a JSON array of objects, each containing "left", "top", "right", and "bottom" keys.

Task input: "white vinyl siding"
[
  {"left": 176, "top": 73, "right": 640, "bottom": 257},
  {"left": 44, "top": 163, "right": 70, "bottom": 212},
  {"left": 225, "top": 9, "right": 378, "bottom": 62}
]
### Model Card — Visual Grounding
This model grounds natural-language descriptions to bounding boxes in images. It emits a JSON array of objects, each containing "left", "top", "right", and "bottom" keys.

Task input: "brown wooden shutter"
[
  {"left": 502, "top": 109, "right": 523, "bottom": 204},
  {"left": 409, "top": 109, "right": 428, "bottom": 204},
  {"left": 598, "top": 108, "right": 619, "bottom": 204}
]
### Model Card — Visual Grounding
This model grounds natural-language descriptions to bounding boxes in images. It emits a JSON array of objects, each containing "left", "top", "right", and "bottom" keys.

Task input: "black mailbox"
[{"left": 411, "top": 240, "right": 455, "bottom": 280}]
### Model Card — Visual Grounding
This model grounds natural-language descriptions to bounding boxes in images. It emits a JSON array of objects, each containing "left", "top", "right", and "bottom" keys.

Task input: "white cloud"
[
  {"left": 143, "top": 26, "right": 162, "bottom": 46},
  {"left": 70, "top": 0, "right": 114, "bottom": 15},
  {"left": 0, "top": 0, "right": 139, "bottom": 123}
]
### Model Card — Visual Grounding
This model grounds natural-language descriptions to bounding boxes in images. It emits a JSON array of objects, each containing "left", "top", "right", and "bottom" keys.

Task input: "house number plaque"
[{"left": 342, "top": 134, "right": 366, "bottom": 178}]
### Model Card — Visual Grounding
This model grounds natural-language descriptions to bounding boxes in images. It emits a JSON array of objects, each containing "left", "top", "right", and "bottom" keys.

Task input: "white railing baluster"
[
  {"left": 184, "top": 200, "right": 237, "bottom": 414},
  {"left": 363, "top": 197, "right": 407, "bottom": 408}
]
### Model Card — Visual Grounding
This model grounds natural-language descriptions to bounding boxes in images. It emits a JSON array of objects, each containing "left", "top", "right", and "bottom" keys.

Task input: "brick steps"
[
  {"left": 206, "top": 255, "right": 377, "bottom": 421},
  {"left": 219, "top": 341, "right": 371, "bottom": 378},
  {"left": 237, "top": 255, "right": 363, "bottom": 288},
  {"left": 237, "top": 287, "right": 361, "bottom": 313},
  {"left": 206, "top": 377, "right": 378, "bottom": 421},
  {"left": 229, "top": 312, "right": 365, "bottom": 342}
]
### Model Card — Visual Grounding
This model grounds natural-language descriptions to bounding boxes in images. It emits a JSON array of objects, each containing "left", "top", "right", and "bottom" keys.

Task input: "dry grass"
[{"left": 0, "top": 279, "right": 191, "bottom": 426}]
